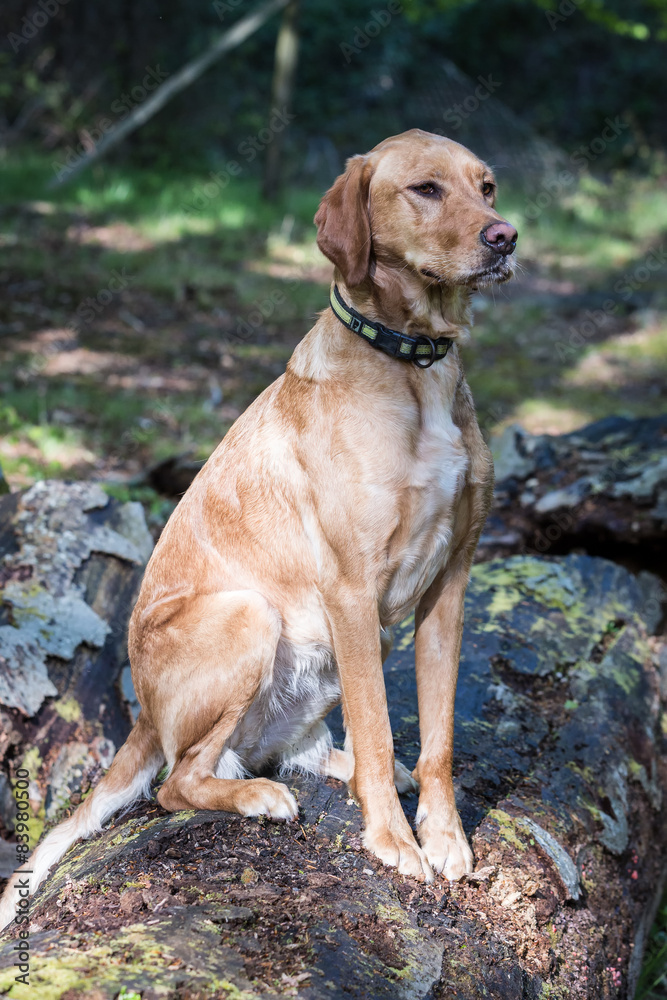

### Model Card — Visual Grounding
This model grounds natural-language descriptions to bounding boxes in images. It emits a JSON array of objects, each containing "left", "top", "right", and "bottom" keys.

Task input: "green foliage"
[
  {"left": 1, "top": 0, "right": 666, "bottom": 172},
  {"left": 403, "top": 0, "right": 667, "bottom": 40},
  {"left": 636, "top": 889, "right": 667, "bottom": 998}
]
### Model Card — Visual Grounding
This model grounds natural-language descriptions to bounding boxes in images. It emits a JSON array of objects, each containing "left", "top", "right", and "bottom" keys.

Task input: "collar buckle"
[
  {"left": 348, "top": 315, "right": 363, "bottom": 335},
  {"left": 413, "top": 335, "right": 437, "bottom": 369}
]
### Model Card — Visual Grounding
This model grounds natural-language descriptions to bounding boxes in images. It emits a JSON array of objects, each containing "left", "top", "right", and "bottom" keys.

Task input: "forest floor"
[{"left": 1, "top": 153, "right": 666, "bottom": 501}]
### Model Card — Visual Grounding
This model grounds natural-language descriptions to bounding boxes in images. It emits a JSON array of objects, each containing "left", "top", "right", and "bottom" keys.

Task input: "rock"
[
  {"left": 0, "top": 553, "right": 664, "bottom": 1000},
  {"left": 490, "top": 424, "right": 538, "bottom": 482}
]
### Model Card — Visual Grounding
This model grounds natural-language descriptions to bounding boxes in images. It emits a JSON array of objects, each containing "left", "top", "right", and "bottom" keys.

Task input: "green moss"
[
  {"left": 25, "top": 806, "right": 45, "bottom": 849},
  {"left": 470, "top": 558, "right": 584, "bottom": 620},
  {"left": 375, "top": 903, "right": 420, "bottom": 944},
  {"left": 574, "top": 656, "right": 640, "bottom": 697},
  {"left": 539, "top": 983, "right": 569, "bottom": 999},
  {"left": 487, "top": 809, "right": 527, "bottom": 851},
  {"left": 0, "top": 959, "right": 84, "bottom": 999},
  {"left": 627, "top": 758, "right": 644, "bottom": 778},
  {"left": 20, "top": 747, "right": 43, "bottom": 776},
  {"left": 52, "top": 698, "right": 82, "bottom": 723},
  {"left": 0, "top": 918, "right": 264, "bottom": 1000},
  {"left": 396, "top": 614, "right": 415, "bottom": 650},
  {"left": 566, "top": 762, "right": 596, "bottom": 785}
]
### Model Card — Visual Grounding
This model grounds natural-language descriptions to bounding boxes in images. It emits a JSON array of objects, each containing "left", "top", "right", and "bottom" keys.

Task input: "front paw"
[
  {"left": 416, "top": 808, "right": 473, "bottom": 881},
  {"left": 363, "top": 819, "right": 434, "bottom": 882}
]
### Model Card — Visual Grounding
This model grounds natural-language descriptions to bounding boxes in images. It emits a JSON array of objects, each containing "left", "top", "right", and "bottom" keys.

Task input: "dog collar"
[{"left": 329, "top": 284, "right": 453, "bottom": 368}]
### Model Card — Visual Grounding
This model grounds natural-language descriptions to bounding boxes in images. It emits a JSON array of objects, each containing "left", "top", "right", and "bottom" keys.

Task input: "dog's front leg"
[
  {"left": 413, "top": 562, "right": 474, "bottom": 880},
  {"left": 327, "top": 591, "right": 433, "bottom": 881}
]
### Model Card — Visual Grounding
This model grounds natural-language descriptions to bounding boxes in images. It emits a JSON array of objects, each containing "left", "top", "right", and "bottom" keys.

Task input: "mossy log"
[
  {"left": 0, "top": 552, "right": 665, "bottom": 999},
  {"left": 482, "top": 415, "right": 667, "bottom": 571},
  {"left": 0, "top": 481, "right": 152, "bottom": 859}
]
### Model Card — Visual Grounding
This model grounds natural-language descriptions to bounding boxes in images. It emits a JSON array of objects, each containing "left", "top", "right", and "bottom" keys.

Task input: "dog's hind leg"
[
  {"left": 152, "top": 590, "right": 298, "bottom": 820},
  {"left": 320, "top": 746, "right": 418, "bottom": 793}
]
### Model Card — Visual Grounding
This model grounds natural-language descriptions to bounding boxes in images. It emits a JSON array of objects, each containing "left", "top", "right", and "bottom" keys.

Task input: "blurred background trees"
[{"left": 1, "top": 0, "right": 666, "bottom": 182}]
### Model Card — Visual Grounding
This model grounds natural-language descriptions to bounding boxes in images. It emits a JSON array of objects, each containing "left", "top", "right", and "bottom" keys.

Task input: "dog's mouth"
[
  {"left": 466, "top": 257, "right": 515, "bottom": 288},
  {"left": 420, "top": 258, "right": 514, "bottom": 288}
]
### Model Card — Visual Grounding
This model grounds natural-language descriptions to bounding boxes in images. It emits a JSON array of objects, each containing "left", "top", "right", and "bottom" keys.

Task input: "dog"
[{"left": 0, "top": 128, "right": 516, "bottom": 929}]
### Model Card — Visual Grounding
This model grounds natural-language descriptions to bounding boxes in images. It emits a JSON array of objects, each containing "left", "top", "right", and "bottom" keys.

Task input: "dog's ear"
[{"left": 314, "top": 155, "right": 372, "bottom": 287}]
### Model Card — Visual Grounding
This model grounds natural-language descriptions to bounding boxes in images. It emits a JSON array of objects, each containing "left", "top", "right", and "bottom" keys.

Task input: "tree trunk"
[
  {"left": 0, "top": 545, "right": 664, "bottom": 999},
  {"left": 0, "top": 481, "right": 153, "bottom": 863},
  {"left": 262, "top": 0, "right": 299, "bottom": 201}
]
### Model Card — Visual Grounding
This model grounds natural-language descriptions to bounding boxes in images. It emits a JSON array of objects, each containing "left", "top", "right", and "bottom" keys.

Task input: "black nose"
[{"left": 481, "top": 221, "right": 518, "bottom": 256}]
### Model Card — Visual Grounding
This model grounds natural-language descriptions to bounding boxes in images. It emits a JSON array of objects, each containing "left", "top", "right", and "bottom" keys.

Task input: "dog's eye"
[
  {"left": 411, "top": 183, "right": 439, "bottom": 198},
  {"left": 482, "top": 182, "right": 495, "bottom": 197}
]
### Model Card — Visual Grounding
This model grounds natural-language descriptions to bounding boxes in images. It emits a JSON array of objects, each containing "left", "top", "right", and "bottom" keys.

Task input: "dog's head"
[{"left": 314, "top": 129, "right": 517, "bottom": 290}]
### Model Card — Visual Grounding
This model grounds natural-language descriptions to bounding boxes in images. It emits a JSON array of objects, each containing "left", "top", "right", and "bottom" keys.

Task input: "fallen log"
[
  {"left": 482, "top": 415, "right": 667, "bottom": 574},
  {"left": 0, "top": 551, "right": 664, "bottom": 999},
  {"left": 0, "top": 480, "right": 153, "bottom": 864}
]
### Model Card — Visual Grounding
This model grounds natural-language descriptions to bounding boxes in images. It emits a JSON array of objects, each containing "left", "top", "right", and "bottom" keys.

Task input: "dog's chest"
[{"left": 381, "top": 401, "right": 469, "bottom": 624}]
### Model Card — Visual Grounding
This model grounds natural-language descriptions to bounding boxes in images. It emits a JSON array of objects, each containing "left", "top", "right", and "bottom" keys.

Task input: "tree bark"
[
  {"left": 0, "top": 543, "right": 664, "bottom": 999},
  {"left": 262, "top": 0, "right": 299, "bottom": 201},
  {"left": 0, "top": 481, "right": 153, "bottom": 862}
]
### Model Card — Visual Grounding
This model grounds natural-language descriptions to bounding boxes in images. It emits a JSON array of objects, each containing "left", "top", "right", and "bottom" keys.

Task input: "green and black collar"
[{"left": 330, "top": 284, "right": 453, "bottom": 369}]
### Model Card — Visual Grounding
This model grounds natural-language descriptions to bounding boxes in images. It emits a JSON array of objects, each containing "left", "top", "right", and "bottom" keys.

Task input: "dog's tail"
[{"left": 0, "top": 714, "right": 163, "bottom": 931}]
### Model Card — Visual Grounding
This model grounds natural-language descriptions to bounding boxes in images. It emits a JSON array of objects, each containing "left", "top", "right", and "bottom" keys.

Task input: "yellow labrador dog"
[{"left": 0, "top": 129, "right": 517, "bottom": 927}]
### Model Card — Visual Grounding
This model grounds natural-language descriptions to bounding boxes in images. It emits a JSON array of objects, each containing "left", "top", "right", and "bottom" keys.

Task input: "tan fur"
[{"left": 0, "top": 130, "right": 516, "bottom": 928}]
